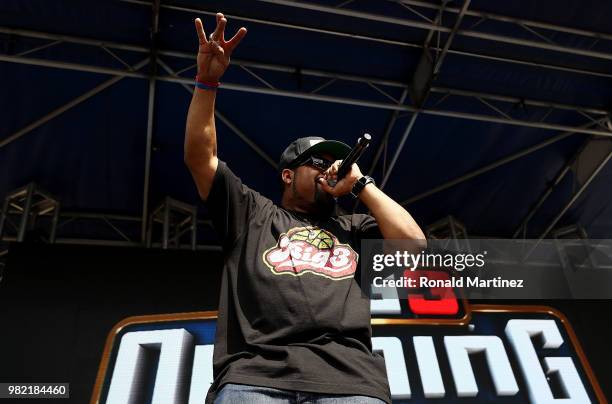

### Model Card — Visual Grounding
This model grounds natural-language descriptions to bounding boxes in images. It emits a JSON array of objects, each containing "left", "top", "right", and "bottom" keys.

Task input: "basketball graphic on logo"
[
  {"left": 264, "top": 226, "right": 357, "bottom": 279},
  {"left": 290, "top": 228, "right": 335, "bottom": 250}
]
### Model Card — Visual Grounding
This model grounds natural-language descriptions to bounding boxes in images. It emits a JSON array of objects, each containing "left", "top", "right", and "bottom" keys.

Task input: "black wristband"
[{"left": 351, "top": 175, "right": 375, "bottom": 198}]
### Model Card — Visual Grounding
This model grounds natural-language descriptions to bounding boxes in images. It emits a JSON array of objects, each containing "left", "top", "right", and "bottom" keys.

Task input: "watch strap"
[{"left": 351, "top": 175, "right": 375, "bottom": 198}]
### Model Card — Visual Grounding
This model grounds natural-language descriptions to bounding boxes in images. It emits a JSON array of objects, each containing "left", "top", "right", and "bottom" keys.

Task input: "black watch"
[{"left": 351, "top": 175, "right": 375, "bottom": 198}]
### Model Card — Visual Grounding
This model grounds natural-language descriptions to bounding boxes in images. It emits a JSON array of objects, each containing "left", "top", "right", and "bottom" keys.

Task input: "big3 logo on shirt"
[{"left": 263, "top": 226, "right": 357, "bottom": 280}]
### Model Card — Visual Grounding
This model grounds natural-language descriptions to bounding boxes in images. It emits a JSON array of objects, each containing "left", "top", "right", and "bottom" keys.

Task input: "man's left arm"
[
  {"left": 357, "top": 182, "right": 425, "bottom": 240},
  {"left": 318, "top": 162, "right": 426, "bottom": 241}
]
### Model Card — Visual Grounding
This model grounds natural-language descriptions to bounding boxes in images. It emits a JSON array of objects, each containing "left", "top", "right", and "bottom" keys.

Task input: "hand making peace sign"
[{"left": 194, "top": 13, "right": 247, "bottom": 82}]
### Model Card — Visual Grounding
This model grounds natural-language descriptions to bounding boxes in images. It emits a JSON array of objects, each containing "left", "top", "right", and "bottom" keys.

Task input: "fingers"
[
  {"left": 195, "top": 18, "right": 207, "bottom": 45},
  {"left": 323, "top": 161, "right": 339, "bottom": 178},
  {"left": 197, "top": 12, "right": 246, "bottom": 62},
  {"left": 211, "top": 13, "right": 227, "bottom": 42},
  {"left": 331, "top": 160, "right": 341, "bottom": 176},
  {"left": 323, "top": 161, "right": 340, "bottom": 181},
  {"left": 226, "top": 27, "right": 247, "bottom": 53},
  {"left": 212, "top": 43, "right": 225, "bottom": 57}
]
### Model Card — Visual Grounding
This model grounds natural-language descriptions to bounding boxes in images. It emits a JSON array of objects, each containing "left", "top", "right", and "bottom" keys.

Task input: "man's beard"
[
  {"left": 313, "top": 182, "right": 336, "bottom": 216},
  {"left": 291, "top": 172, "right": 336, "bottom": 216}
]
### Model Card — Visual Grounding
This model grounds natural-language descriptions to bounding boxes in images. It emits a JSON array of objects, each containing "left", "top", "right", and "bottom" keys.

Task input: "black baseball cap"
[{"left": 278, "top": 136, "right": 352, "bottom": 172}]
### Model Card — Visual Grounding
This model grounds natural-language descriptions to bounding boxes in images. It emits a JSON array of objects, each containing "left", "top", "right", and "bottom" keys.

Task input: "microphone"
[
  {"left": 329, "top": 133, "right": 371, "bottom": 186},
  {"left": 337, "top": 133, "right": 371, "bottom": 180}
]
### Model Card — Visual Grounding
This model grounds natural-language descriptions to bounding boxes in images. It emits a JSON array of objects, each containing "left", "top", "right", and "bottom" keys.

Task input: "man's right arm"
[
  {"left": 184, "top": 14, "right": 246, "bottom": 200},
  {"left": 185, "top": 88, "right": 218, "bottom": 200}
]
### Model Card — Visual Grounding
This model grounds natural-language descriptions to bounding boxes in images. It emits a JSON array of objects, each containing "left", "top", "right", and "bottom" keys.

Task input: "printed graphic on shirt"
[{"left": 263, "top": 226, "right": 358, "bottom": 280}]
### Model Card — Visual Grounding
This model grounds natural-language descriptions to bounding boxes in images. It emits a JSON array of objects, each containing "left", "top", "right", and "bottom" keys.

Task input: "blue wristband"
[
  {"left": 195, "top": 81, "right": 218, "bottom": 91},
  {"left": 194, "top": 77, "right": 220, "bottom": 91}
]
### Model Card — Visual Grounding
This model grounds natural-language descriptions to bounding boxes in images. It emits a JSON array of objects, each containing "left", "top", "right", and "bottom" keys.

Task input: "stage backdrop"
[{"left": 0, "top": 242, "right": 610, "bottom": 403}]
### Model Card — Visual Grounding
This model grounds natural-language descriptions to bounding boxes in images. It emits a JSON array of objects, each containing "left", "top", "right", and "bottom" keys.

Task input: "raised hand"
[{"left": 194, "top": 13, "right": 247, "bottom": 82}]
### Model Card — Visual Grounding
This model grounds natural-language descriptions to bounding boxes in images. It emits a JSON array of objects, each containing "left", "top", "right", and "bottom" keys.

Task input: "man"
[{"left": 185, "top": 13, "right": 426, "bottom": 404}]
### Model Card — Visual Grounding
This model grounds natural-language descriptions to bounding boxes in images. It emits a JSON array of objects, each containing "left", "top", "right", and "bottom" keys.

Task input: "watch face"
[
  {"left": 351, "top": 176, "right": 369, "bottom": 198},
  {"left": 360, "top": 176, "right": 374, "bottom": 187}
]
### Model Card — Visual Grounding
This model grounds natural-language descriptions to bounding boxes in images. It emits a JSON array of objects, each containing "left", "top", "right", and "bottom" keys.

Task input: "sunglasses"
[{"left": 293, "top": 155, "right": 335, "bottom": 171}]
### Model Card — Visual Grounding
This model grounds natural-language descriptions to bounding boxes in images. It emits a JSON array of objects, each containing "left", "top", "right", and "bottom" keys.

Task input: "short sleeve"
[
  {"left": 205, "top": 160, "right": 270, "bottom": 247},
  {"left": 359, "top": 215, "right": 383, "bottom": 239},
  {"left": 354, "top": 213, "right": 382, "bottom": 240}
]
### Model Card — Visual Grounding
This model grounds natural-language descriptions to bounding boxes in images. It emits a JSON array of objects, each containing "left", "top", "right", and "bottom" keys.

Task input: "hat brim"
[{"left": 290, "top": 140, "right": 352, "bottom": 167}]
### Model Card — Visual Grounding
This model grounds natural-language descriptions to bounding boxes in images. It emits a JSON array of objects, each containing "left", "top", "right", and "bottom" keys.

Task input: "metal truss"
[
  {"left": 141, "top": 0, "right": 161, "bottom": 242},
  {"left": 426, "top": 215, "right": 468, "bottom": 239},
  {"left": 396, "top": 0, "right": 612, "bottom": 47},
  {"left": 146, "top": 196, "right": 197, "bottom": 250},
  {"left": 1, "top": 25, "right": 611, "bottom": 215},
  {"left": 0, "top": 183, "right": 60, "bottom": 243},
  {"left": 3, "top": 0, "right": 612, "bottom": 244},
  {"left": 539, "top": 154, "right": 609, "bottom": 239},
  {"left": 255, "top": 0, "right": 612, "bottom": 69},
  {"left": 116, "top": 0, "right": 612, "bottom": 79},
  {"left": 1, "top": 27, "right": 610, "bottom": 144},
  {"left": 399, "top": 119, "right": 608, "bottom": 207},
  {"left": 377, "top": 0, "right": 472, "bottom": 191},
  {"left": 0, "top": 209, "right": 219, "bottom": 251}
]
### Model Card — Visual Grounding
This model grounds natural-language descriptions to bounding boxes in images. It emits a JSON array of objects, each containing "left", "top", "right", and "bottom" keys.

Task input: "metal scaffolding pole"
[
  {"left": 0, "top": 58, "right": 149, "bottom": 149},
  {"left": 256, "top": 0, "right": 612, "bottom": 62},
  {"left": 379, "top": 0, "right": 470, "bottom": 191},
  {"left": 449, "top": 48, "right": 612, "bottom": 79},
  {"left": 157, "top": 59, "right": 279, "bottom": 170},
  {"left": 1, "top": 207, "right": 216, "bottom": 248},
  {"left": 257, "top": 0, "right": 437, "bottom": 30},
  {"left": 0, "top": 26, "right": 146, "bottom": 53},
  {"left": 3, "top": 48, "right": 612, "bottom": 142},
  {"left": 18, "top": 237, "right": 222, "bottom": 251},
  {"left": 430, "top": 86, "right": 609, "bottom": 116},
  {"left": 0, "top": 53, "right": 147, "bottom": 78},
  {"left": 215, "top": 112, "right": 279, "bottom": 170},
  {"left": 400, "top": 120, "right": 606, "bottom": 207},
  {"left": 538, "top": 151, "right": 612, "bottom": 239},
  {"left": 0, "top": 25, "right": 412, "bottom": 88},
  {"left": 119, "top": 0, "right": 415, "bottom": 48},
  {"left": 512, "top": 129, "right": 612, "bottom": 238},
  {"left": 419, "top": 109, "right": 612, "bottom": 137},
  {"left": 109, "top": 3, "right": 612, "bottom": 79},
  {"left": 380, "top": 112, "right": 419, "bottom": 189},
  {"left": 141, "top": 0, "right": 160, "bottom": 242},
  {"left": 141, "top": 75, "right": 156, "bottom": 242},
  {"left": 433, "top": 0, "right": 468, "bottom": 75},
  {"left": 6, "top": 10, "right": 612, "bottom": 80},
  {"left": 511, "top": 140, "right": 589, "bottom": 238},
  {"left": 170, "top": 44, "right": 612, "bottom": 80},
  {"left": 0, "top": 199, "right": 9, "bottom": 241},
  {"left": 189, "top": 84, "right": 612, "bottom": 139},
  {"left": 367, "top": 89, "right": 410, "bottom": 176},
  {"left": 17, "top": 184, "right": 35, "bottom": 242},
  {"left": 2, "top": 53, "right": 612, "bottom": 141},
  {"left": 2, "top": 27, "right": 612, "bottom": 114},
  {"left": 366, "top": 2, "right": 447, "bottom": 182},
  {"left": 396, "top": 0, "right": 612, "bottom": 43}
]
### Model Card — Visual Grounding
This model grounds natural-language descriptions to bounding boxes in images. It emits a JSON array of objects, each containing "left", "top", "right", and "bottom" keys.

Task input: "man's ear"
[{"left": 281, "top": 168, "right": 293, "bottom": 185}]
